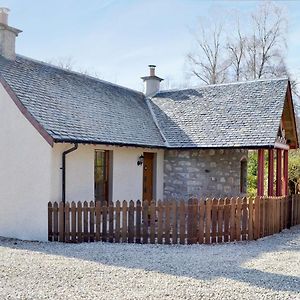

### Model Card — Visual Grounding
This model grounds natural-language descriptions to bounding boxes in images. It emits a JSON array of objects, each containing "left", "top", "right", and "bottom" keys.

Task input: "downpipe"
[{"left": 62, "top": 143, "right": 78, "bottom": 204}]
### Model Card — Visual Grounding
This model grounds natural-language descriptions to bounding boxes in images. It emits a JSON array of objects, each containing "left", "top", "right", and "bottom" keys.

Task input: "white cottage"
[{"left": 0, "top": 8, "right": 298, "bottom": 241}]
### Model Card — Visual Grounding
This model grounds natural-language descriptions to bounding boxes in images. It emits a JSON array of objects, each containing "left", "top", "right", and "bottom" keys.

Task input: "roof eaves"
[{"left": 53, "top": 138, "right": 166, "bottom": 149}]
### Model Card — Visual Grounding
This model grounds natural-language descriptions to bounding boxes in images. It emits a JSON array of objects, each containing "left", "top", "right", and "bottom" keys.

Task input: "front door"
[{"left": 143, "top": 152, "right": 154, "bottom": 204}]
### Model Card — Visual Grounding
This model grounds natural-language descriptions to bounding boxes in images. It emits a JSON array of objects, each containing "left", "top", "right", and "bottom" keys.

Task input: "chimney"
[
  {"left": 0, "top": 8, "right": 22, "bottom": 60},
  {"left": 141, "top": 65, "right": 163, "bottom": 97}
]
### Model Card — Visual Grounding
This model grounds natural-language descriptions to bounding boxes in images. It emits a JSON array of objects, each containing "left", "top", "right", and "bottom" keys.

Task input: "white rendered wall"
[
  {"left": 0, "top": 84, "right": 52, "bottom": 241},
  {"left": 51, "top": 144, "right": 164, "bottom": 203}
]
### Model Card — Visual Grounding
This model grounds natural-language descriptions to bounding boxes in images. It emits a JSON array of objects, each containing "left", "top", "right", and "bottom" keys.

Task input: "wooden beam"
[
  {"left": 257, "top": 149, "right": 265, "bottom": 196},
  {"left": 274, "top": 142, "right": 289, "bottom": 150},
  {"left": 276, "top": 149, "right": 282, "bottom": 196},
  {"left": 286, "top": 82, "right": 299, "bottom": 148},
  {"left": 268, "top": 149, "right": 274, "bottom": 196},
  {"left": 283, "top": 150, "right": 289, "bottom": 196}
]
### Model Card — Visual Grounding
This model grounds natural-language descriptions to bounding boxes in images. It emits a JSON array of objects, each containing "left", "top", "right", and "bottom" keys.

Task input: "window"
[
  {"left": 240, "top": 158, "right": 247, "bottom": 194},
  {"left": 95, "top": 150, "right": 111, "bottom": 204}
]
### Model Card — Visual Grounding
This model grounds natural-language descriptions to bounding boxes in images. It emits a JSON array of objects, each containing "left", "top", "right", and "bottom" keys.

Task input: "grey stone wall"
[{"left": 164, "top": 149, "right": 248, "bottom": 200}]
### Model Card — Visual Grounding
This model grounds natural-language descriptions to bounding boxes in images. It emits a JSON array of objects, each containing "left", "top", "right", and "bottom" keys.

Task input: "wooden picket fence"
[{"left": 48, "top": 195, "right": 300, "bottom": 244}]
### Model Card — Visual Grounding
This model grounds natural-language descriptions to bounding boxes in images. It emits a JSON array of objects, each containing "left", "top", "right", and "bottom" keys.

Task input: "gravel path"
[{"left": 0, "top": 226, "right": 300, "bottom": 300}]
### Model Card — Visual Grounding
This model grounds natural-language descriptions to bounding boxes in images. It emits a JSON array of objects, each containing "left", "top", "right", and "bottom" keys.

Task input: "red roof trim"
[{"left": 287, "top": 81, "right": 299, "bottom": 148}]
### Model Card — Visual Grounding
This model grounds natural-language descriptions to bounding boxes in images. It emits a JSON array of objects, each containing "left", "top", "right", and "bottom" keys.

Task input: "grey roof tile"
[
  {"left": 0, "top": 55, "right": 290, "bottom": 149},
  {"left": 150, "top": 79, "right": 289, "bottom": 148},
  {"left": 0, "top": 55, "right": 165, "bottom": 147}
]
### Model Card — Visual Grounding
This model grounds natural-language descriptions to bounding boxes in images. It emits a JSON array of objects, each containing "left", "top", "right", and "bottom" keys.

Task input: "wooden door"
[{"left": 143, "top": 153, "right": 154, "bottom": 204}]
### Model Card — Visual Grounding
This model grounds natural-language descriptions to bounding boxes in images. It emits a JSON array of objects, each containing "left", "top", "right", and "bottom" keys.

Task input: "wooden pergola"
[{"left": 257, "top": 85, "right": 298, "bottom": 197}]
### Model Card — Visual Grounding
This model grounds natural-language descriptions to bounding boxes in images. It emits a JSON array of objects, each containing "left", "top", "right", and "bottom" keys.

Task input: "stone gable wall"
[{"left": 164, "top": 149, "right": 248, "bottom": 200}]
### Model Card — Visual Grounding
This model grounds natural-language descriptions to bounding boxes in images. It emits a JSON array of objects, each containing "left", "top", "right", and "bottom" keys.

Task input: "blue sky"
[{"left": 2, "top": 0, "right": 300, "bottom": 91}]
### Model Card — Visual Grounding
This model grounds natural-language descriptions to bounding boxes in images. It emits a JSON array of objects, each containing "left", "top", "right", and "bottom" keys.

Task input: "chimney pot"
[
  {"left": 149, "top": 64, "right": 156, "bottom": 76},
  {"left": 0, "top": 7, "right": 9, "bottom": 25}
]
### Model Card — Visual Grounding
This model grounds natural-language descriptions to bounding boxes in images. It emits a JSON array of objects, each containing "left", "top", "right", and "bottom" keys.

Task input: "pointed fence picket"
[{"left": 48, "top": 195, "right": 300, "bottom": 244}]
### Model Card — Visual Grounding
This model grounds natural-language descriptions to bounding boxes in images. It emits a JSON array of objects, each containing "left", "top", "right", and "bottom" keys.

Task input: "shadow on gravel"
[{"left": 0, "top": 226, "right": 299, "bottom": 293}]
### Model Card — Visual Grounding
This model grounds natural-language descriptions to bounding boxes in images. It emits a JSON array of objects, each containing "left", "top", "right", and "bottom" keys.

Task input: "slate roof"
[
  {"left": 149, "top": 79, "right": 289, "bottom": 148},
  {"left": 0, "top": 55, "right": 165, "bottom": 147},
  {"left": 0, "top": 54, "right": 292, "bottom": 149}
]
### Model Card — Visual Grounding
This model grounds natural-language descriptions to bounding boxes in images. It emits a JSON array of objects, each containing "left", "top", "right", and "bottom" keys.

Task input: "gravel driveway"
[{"left": 0, "top": 226, "right": 299, "bottom": 300}]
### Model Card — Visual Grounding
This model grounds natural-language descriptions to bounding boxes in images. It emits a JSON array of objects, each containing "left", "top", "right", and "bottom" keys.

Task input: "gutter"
[{"left": 62, "top": 143, "right": 78, "bottom": 203}]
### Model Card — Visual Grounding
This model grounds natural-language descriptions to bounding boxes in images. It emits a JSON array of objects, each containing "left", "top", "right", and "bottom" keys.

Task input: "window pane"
[{"left": 94, "top": 150, "right": 110, "bottom": 204}]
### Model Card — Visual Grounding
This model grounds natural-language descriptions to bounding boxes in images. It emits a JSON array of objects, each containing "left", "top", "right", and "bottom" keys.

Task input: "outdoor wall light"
[{"left": 137, "top": 155, "right": 144, "bottom": 166}]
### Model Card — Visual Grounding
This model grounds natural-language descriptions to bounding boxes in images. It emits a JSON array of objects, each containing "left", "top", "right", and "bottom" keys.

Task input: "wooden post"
[
  {"left": 115, "top": 201, "right": 121, "bottom": 243},
  {"left": 257, "top": 149, "right": 265, "bottom": 196},
  {"left": 59, "top": 201, "right": 65, "bottom": 242},
  {"left": 48, "top": 202, "right": 53, "bottom": 242},
  {"left": 276, "top": 149, "right": 282, "bottom": 196},
  {"left": 135, "top": 200, "right": 141, "bottom": 243},
  {"left": 268, "top": 149, "right": 274, "bottom": 196},
  {"left": 283, "top": 150, "right": 289, "bottom": 196}
]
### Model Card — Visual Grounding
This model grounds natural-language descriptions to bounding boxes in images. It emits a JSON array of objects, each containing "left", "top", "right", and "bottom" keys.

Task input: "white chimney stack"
[
  {"left": 0, "top": 7, "right": 22, "bottom": 60},
  {"left": 141, "top": 65, "right": 163, "bottom": 97}
]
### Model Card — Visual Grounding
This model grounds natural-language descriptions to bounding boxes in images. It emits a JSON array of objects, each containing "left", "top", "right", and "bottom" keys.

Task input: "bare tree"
[
  {"left": 47, "top": 56, "right": 75, "bottom": 71},
  {"left": 227, "top": 18, "right": 246, "bottom": 81},
  {"left": 46, "top": 56, "right": 102, "bottom": 79},
  {"left": 187, "top": 23, "right": 230, "bottom": 85},
  {"left": 245, "top": 2, "right": 288, "bottom": 80},
  {"left": 187, "top": 2, "right": 289, "bottom": 84}
]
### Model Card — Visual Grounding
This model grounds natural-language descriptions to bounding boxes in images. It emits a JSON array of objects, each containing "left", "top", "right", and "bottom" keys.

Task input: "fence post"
[
  {"left": 172, "top": 201, "right": 178, "bottom": 244},
  {"left": 142, "top": 201, "right": 149, "bottom": 244},
  {"left": 150, "top": 201, "right": 156, "bottom": 244},
  {"left": 217, "top": 198, "right": 224, "bottom": 243},
  {"left": 53, "top": 202, "right": 59, "bottom": 242},
  {"left": 179, "top": 200, "right": 185, "bottom": 245},
  {"left": 95, "top": 201, "right": 101, "bottom": 242},
  {"left": 157, "top": 200, "right": 163, "bottom": 244},
  {"left": 165, "top": 200, "right": 171, "bottom": 244},
  {"left": 187, "top": 198, "right": 195, "bottom": 244},
  {"left": 77, "top": 201, "right": 82, "bottom": 242},
  {"left": 198, "top": 199, "right": 205, "bottom": 244},
  {"left": 241, "top": 197, "right": 248, "bottom": 240},
  {"left": 253, "top": 197, "right": 260, "bottom": 240},
  {"left": 248, "top": 197, "right": 254, "bottom": 240},
  {"left": 128, "top": 200, "right": 135, "bottom": 243},
  {"left": 65, "top": 202, "right": 70, "bottom": 242},
  {"left": 71, "top": 201, "right": 76, "bottom": 242},
  {"left": 211, "top": 198, "right": 218, "bottom": 243},
  {"left": 122, "top": 200, "right": 127, "bottom": 243},
  {"left": 89, "top": 201, "right": 95, "bottom": 242},
  {"left": 83, "top": 201, "right": 89, "bottom": 242},
  {"left": 136, "top": 200, "right": 142, "bottom": 243},
  {"left": 59, "top": 201, "right": 65, "bottom": 242},
  {"left": 115, "top": 201, "right": 121, "bottom": 243},
  {"left": 48, "top": 202, "right": 53, "bottom": 242},
  {"left": 205, "top": 198, "right": 212, "bottom": 244}
]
